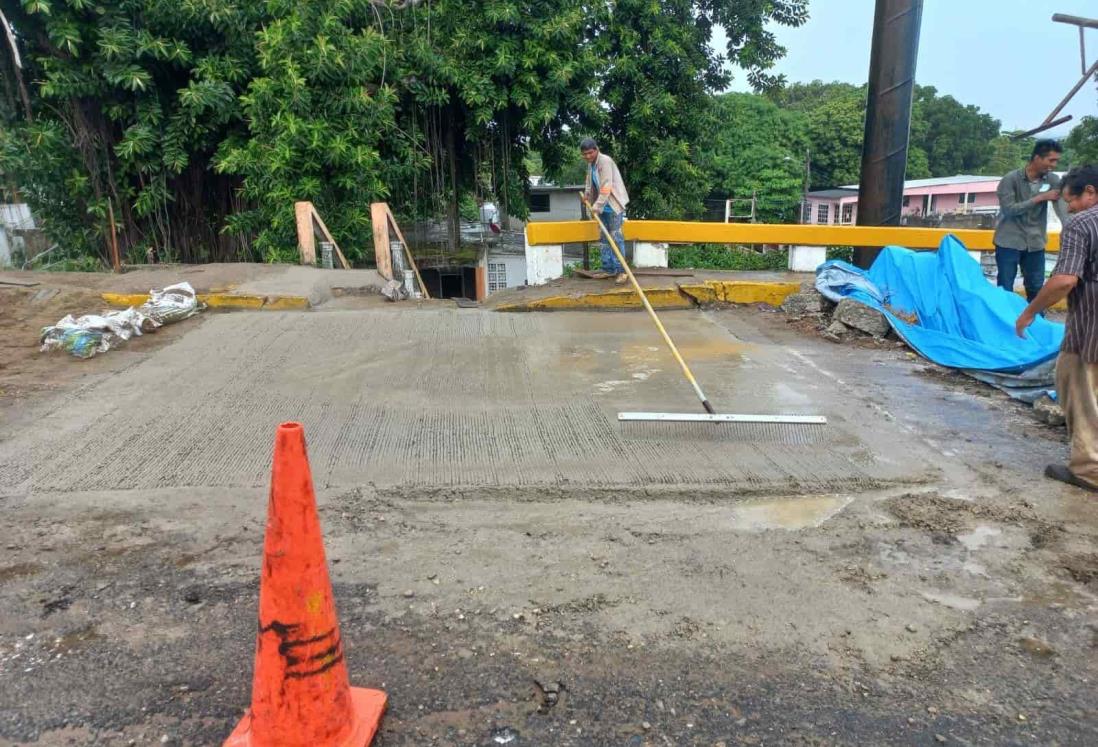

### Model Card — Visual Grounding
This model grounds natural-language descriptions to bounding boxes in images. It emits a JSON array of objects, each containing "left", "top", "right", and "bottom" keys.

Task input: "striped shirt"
[{"left": 1054, "top": 204, "right": 1098, "bottom": 362}]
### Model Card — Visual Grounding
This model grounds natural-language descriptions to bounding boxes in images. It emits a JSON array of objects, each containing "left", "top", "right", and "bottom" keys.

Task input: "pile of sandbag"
[{"left": 40, "top": 282, "right": 203, "bottom": 359}]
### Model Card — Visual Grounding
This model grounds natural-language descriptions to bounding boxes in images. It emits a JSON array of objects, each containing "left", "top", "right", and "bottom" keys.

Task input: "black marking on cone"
[
  {"left": 259, "top": 619, "right": 300, "bottom": 636},
  {"left": 279, "top": 628, "right": 336, "bottom": 655},
  {"left": 260, "top": 621, "right": 345, "bottom": 679}
]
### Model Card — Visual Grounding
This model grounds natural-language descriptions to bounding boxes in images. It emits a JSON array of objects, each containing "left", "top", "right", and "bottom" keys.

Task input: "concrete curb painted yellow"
[
  {"left": 101, "top": 292, "right": 311, "bottom": 311},
  {"left": 680, "top": 280, "right": 800, "bottom": 307},
  {"left": 495, "top": 287, "right": 693, "bottom": 312},
  {"left": 495, "top": 280, "right": 802, "bottom": 312}
]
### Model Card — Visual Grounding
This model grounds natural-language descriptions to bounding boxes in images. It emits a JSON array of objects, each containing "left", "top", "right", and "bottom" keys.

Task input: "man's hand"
[
  {"left": 1034, "top": 189, "right": 1061, "bottom": 203},
  {"left": 1015, "top": 309, "right": 1036, "bottom": 338}
]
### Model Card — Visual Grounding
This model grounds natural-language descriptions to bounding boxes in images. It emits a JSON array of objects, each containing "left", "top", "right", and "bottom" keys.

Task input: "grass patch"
[{"left": 669, "top": 244, "right": 787, "bottom": 271}]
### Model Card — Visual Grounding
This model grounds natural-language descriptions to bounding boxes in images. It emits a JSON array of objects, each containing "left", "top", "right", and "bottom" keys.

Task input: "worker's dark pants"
[{"left": 995, "top": 246, "right": 1045, "bottom": 302}]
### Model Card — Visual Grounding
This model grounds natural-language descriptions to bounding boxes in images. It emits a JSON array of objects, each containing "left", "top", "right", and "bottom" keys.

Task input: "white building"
[{"left": 0, "top": 203, "right": 36, "bottom": 268}]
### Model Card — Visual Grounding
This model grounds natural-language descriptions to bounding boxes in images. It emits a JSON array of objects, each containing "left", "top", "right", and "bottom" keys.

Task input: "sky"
[{"left": 723, "top": 0, "right": 1097, "bottom": 137}]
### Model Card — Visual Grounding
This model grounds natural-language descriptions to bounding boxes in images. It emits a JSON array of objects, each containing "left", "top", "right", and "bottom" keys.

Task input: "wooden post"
[
  {"left": 295, "top": 201, "right": 316, "bottom": 265},
  {"left": 370, "top": 202, "right": 393, "bottom": 280},
  {"left": 295, "top": 201, "right": 350, "bottom": 268},
  {"left": 107, "top": 199, "right": 122, "bottom": 273}
]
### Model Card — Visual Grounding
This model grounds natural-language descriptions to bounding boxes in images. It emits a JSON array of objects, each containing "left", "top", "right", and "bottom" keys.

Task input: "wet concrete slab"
[{"left": 0, "top": 308, "right": 930, "bottom": 498}]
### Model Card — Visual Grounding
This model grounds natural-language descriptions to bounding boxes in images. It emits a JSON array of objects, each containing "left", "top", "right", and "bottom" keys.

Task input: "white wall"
[
  {"left": 0, "top": 203, "right": 35, "bottom": 231},
  {"left": 525, "top": 190, "right": 584, "bottom": 223},
  {"left": 524, "top": 231, "right": 564, "bottom": 286},
  {"left": 1048, "top": 206, "right": 1064, "bottom": 233},
  {"left": 633, "top": 242, "right": 668, "bottom": 268},
  {"left": 485, "top": 251, "right": 528, "bottom": 294},
  {"left": 0, "top": 227, "right": 11, "bottom": 268}
]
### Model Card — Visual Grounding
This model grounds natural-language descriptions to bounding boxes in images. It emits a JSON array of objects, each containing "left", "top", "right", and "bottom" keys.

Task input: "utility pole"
[
  {"left": 854, "top": 0, "right": 923, "bottom": 269},
  {"left": 803, "top": 148, "right": 811, "bottom": 223}
]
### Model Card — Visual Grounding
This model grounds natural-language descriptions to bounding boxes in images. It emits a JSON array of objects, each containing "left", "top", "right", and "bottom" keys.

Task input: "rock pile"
[{"left": 781, "top": 280, "right": 892, "bottom": 342}]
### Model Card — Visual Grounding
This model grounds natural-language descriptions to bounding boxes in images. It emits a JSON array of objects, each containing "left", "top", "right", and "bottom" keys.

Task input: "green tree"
[
  {"left": 215, "top": 1, "right": 413, "bottom": 263},
  {"left": 771, "top": 80, "right": 1006, "bottom": 188},
  {"left": 910, "top": 85, "right": 1000, "bottom": 176},
  {"left": 1, "top": 0, "right": 811, "bottom": 265},
  {"left": 592, "top": 0, "right": 808, "bottom": 219},
  {"left": 1065, "top": 116, "right": 1098, "bottom": 165},
  {"left": 702, "top": 92, "right": 809, "bottom": 222},
  {"left": 1, "top": 0, "right": 261, "bottom": 265},
  {"left": 981, "top": 133, "right": 1034, "bottom": 176}
]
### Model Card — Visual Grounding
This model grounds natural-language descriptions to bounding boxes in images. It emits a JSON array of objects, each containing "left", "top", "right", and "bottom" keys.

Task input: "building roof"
[
  {"left": 531, "top": 184, "right": 585, "bottom": 193},
  {"left": 806, "top": 188, "right": 858, "bottom": 199},
  {"left": 838, "top": 174, "right": 999, "bottom": 190}
]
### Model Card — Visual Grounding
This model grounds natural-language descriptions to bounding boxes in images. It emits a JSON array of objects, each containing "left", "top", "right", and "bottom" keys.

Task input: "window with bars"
[
  {"left": 816, "top": 203, "right": 830, "bottom": 224},
  {"left": 487, "top": 262, "right": 508, "bottom": 292},
  {"left": 841, "top": 203, "right": 854, "bottom": 224}
]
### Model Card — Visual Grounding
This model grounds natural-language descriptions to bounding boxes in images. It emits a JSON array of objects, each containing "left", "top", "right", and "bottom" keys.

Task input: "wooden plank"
[
  {"left": 308, "top": 206, "right": 351, "bottom": 269},
  {"left": 632, "top": 268, "right": 694, "bottom": 277},
  {"left": 384, "top": 205, "right": 430, "bottom": 300},
  {"left": 294, "top": 201, "right": 317, "bottom": 265},
  {"left": 0, "top": 278, "right": 40, "bottom": 287},
  {"left": 370, "top": 202, "right": 393, "bottom": 280}
]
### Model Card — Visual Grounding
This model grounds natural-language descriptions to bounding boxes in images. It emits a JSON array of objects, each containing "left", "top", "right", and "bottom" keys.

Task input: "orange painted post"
[
  {"left": 475, "top": 265, "right": 487, "bottom": 301},
  {"left": 224, "top": 423, "right": 386, "bottom": 747}
]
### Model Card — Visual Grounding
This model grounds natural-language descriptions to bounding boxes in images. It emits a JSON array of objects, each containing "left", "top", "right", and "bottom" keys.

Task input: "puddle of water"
[
  {"left": 0, "top": 562, "right": 41, "bottom": 583},
  {"left": 594, "top": 379, "right": 631, "bottom": 393},
  {"left": 620, "top": 339, "right": 746, "bottom": 365},
  {"left": 727, "top": 495, "right": 853, "bottom": 532},
  {"left": 957, "top": 525, "right": 1002, "bottom": 552},
  {"left": 54, "top": 624, "right": 105, "bottom": 653},
  {"left": 921, "top": 590, "right": 981, "bottom": 611},
  {"left": 1022, "top": 581, "right": 1095, "bottom": 608},
  {"left": 772, "top": 382, "right": 814, "bottom": 407}
]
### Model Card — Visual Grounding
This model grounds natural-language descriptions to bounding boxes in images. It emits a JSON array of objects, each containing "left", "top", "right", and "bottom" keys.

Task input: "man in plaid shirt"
[{"left": 1016, "top": 165, "right": 1098, "bottom": 491}]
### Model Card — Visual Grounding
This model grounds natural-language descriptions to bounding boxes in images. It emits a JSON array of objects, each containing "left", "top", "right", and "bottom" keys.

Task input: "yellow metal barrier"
[{"left": 525, "top": 220, "right": 1061, "bottom": 253}]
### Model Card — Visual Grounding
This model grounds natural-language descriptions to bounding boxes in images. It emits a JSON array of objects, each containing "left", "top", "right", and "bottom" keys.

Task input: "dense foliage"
[
  {"left": 0, "top": 0, "right": 808, "bottom": 266},
  {"left": 2, "top": 1, "right": 1092, "bottom": 269},
  {"left": 1065, "top": 116, "right": 1098, "bottom": 166},
  {"left": 703, "top": 80, "right": 1093, "bottom": 219}
]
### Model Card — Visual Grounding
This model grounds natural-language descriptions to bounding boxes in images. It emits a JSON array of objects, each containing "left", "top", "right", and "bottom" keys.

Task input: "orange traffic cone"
[{"left": 225, "top": 422, "right": 386, "bottom": 747}]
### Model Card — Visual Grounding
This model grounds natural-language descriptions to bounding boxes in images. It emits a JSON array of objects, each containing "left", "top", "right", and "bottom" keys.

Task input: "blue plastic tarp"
[{"left": 816, "top": 235, "right": 1064, "bottom": 399}]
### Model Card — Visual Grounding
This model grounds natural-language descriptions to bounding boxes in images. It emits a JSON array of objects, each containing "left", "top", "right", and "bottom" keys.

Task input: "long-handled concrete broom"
[{"left": 579, "top": 193, "right": 826, "bottom": 430}]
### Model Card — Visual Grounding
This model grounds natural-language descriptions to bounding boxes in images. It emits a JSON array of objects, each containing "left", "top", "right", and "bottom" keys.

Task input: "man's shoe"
[
  {"left": 1044, "top": 464, "right": 1098, "bottom": 492},
  {"left": 615, "top": 273, "right": 629, "bottom": 285}
]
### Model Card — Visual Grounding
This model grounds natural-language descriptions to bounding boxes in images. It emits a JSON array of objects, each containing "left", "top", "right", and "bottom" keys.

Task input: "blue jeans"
[
  {"left": 995, "top": 246, "right": 1045, "bottom": 302},
  {"left": 599, "top": 209, "right": 625, "bottom": 274}
]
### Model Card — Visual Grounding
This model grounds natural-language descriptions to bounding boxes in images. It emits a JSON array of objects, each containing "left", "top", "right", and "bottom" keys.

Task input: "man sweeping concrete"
[
  {"left": 581, "top": 138, "right": 630, "bottom": 284},
  {"left": 1016, "top": 165, "right": 1098, "bottom": 492}
]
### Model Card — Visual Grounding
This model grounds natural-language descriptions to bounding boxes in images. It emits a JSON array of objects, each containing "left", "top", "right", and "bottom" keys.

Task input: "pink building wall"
[
  {"left": 901, "top": 179, "right": 999, "bottom": 217},
  {"left": 805, "top": 177, "right": 1002, "bottom": 224}
]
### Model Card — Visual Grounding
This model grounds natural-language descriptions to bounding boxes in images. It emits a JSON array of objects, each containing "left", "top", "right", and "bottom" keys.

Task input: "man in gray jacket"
[
  {"left": 994, "top": 139, "right": 1068, "bottom": 301},
  {"left": 581, "top": 138, "right": 631, "bottom": 283}
]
